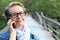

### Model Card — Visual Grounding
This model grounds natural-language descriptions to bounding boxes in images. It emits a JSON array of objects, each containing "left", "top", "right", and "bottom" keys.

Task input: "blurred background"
[{"left": 0, "top": 0, "right": 60, "bottom": 40}]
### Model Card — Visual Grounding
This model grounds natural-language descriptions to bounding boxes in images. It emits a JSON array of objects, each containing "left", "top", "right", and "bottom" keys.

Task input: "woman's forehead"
[{"left": 9, "top": 5, "right": 24, "bottom": 14}]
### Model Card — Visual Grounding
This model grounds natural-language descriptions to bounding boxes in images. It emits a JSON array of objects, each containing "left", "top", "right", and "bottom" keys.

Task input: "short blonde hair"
[{"left": 5, "top": 2, "right": 26, "bottom": 19}]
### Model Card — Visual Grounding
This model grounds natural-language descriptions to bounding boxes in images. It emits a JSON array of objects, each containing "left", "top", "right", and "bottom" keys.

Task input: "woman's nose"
[{"left": 17, "top": 14, "right": 21, "bottom": 18}]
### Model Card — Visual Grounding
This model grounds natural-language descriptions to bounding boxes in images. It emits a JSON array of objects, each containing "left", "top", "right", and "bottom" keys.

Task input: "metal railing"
[{"left": 31, "top": 12, "right": 60, "bottom": 40}]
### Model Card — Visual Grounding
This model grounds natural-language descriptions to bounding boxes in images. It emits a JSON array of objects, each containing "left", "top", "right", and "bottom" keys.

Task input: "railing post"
[
  {"left": 41, "top": 12, "right": 47, "bottom": 30},
  {"left": 35, "top": 12, "right": 42, "bottom": 24}
]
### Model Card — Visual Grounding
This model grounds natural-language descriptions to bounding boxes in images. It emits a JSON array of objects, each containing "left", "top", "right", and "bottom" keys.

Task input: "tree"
[{"left": 24, "top": 0, "right": 60, "bottom": 22}]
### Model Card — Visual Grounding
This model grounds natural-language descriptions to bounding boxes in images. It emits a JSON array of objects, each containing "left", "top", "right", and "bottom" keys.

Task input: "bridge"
[{"left": 0, "top": 12, "right": 60, "bottom": 40}]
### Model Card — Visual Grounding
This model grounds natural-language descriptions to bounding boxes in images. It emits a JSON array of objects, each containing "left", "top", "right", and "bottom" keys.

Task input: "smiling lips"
[{"left": 16, "top": 18, "right": 22, "bottom": 22}]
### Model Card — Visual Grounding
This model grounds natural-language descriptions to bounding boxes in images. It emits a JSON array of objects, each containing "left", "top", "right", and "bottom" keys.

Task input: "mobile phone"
[{"left": 12, "top": 23, "right": 15, "bottom": 28}]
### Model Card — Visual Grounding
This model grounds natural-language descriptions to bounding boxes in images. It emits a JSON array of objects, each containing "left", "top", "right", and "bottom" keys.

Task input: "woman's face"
[{"left": 9, "top": 5, "right": 25, "bottom": 27}]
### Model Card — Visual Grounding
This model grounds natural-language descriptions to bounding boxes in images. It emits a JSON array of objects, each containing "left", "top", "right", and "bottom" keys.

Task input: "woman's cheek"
[
  {"left": 11, "top": 18, "right": 16, "bottom": 21},
  {"left": 23, "top": 16, "right": 25, "bottom": 20}
]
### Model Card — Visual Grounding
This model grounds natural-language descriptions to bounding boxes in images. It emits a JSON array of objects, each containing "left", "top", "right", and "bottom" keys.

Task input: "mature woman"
[{"left": 0, "top": 2, "right": 30, "bottom": 40}]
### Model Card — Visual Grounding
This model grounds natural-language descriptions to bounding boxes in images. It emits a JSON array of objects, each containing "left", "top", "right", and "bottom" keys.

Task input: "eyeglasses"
[{"left": 10, "top": 12, "right": 26, "bottom": 18}]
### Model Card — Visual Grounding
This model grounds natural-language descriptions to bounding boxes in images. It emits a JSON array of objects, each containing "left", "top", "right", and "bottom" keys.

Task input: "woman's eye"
[{"left": 12, "top": 14, "right": 16, "bottom": 17}]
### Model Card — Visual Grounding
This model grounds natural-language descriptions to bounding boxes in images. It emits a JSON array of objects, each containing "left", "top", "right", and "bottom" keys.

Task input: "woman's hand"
[
  {"left": 7, "top": 19, "right": 16, "bottom": 40},
  {"left": 7, "top": 19, "right": 16, "bottom": 32}
]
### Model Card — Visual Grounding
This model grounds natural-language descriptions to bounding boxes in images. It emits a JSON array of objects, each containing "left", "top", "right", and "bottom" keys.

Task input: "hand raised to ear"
[
  {"left": 7, "top": 19, "right": 16, "bottom": 40},
  {"left": 7, "top": 19, "right": 16, "bottom": 32}
]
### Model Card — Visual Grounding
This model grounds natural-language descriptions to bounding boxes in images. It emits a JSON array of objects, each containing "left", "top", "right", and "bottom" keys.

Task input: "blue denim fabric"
[
  {"left": 0, "top": 30, "right": 10, "bottom": 40},
  {"left": 0, "top": 30, "right": 40, "bottom": 40},
  {"left": 30, "top": 33, "right": 40, "bottom": 40}
]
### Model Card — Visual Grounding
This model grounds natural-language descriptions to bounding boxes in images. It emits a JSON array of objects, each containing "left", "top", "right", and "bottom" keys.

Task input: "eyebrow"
[{"left": 12, "top": 11, "right": 24, "bottom": 14}]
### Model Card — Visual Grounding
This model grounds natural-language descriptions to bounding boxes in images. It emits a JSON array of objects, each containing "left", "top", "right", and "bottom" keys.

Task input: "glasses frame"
[{"left": 10, "top": 11, "right": 26, "bottom": 18}]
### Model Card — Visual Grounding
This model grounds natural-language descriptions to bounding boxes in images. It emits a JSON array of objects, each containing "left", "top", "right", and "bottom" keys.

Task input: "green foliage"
[
  {"left": 0, "top": 16, "right": 7, "bottom": 30},
  {"left": 24, "top": 0, "right": 60, "bottom": 22}
]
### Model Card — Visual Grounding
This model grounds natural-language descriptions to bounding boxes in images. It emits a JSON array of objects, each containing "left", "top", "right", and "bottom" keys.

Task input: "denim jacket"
[{"left": 0, "top": 30, "right": 40, "bottom": 40}]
